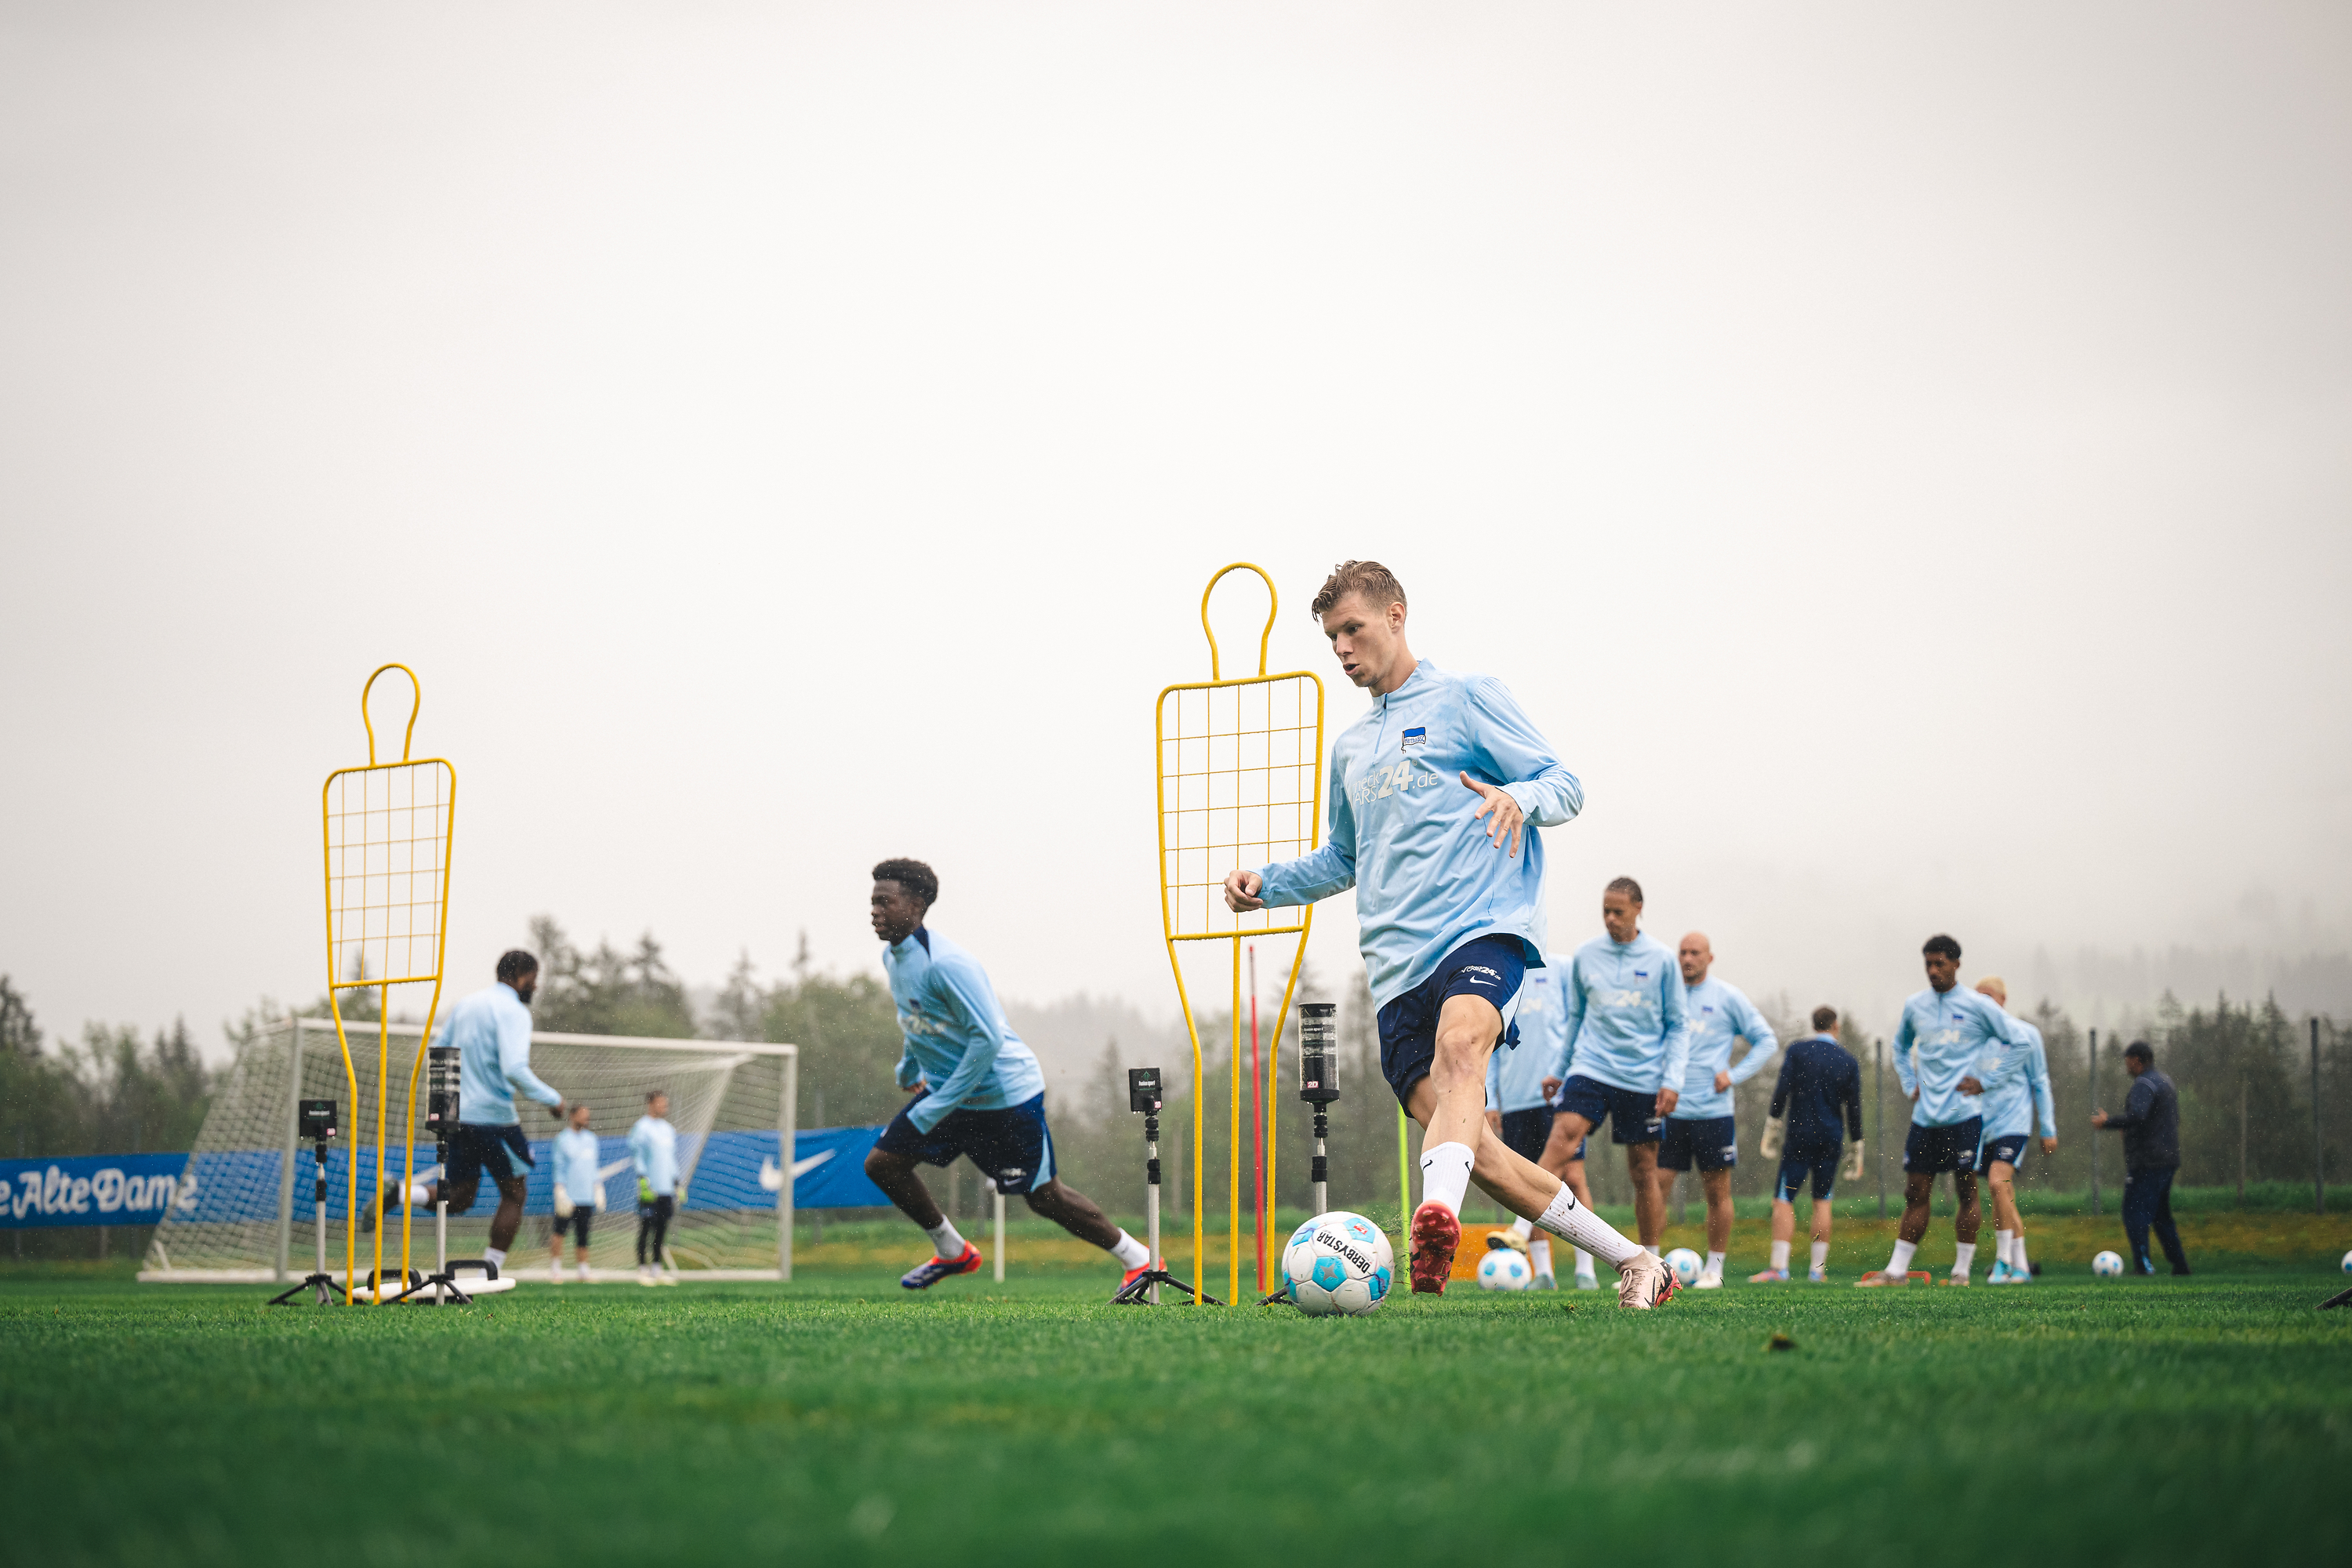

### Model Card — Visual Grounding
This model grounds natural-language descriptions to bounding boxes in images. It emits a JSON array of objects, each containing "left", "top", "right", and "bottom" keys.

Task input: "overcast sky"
[{"left": 4, "top": 2, "right": 2348, "bottom": 1059}]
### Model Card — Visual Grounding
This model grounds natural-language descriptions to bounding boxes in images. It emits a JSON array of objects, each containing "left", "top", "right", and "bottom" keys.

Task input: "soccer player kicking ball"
[
  {"left": 1970, "top": 977, "right": 2055, "bottom": 1283},
  {"left": 1660, "top": 932, "right": 1777, "bottom": 1289},
  {"left": 1221, "top": 561, "right": 1671, "bottom": 1308},
  {"left": 630, "top": 1091, "right": 681, "bottom": 1286},
  {"left": 864, "top": 858, "right": 1156, "bottom": 1296},
  {"left": 1750, "top": 1007, "right": 1864, "bottom": 1283},
  {"left": 1858, "top": 935, "right": 2025, "bottom": 1287},
  {"left": 549, "top": 1102, "right": 602, "bottom": 1283}
]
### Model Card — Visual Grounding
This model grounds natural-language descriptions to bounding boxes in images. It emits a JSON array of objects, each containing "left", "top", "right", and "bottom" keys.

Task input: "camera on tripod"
[
  {"left": 1127, "top": 1067, "right": 1162, "bottom": 1114},
  {"left": 297, "top": 1099, "right": 338, "bottom": 1142},
  {"left": 1298, "top": 1003, "right": 1339, "bottom": 1104},
  {"left": 425, "top": 1045, "right": 462, "bottom": 1132}
]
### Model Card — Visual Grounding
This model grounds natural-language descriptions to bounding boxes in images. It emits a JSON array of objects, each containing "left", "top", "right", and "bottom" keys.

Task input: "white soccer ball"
[
  {"left": 1280, "top": 1211, "right": 1394, "bottom": 1316},
  {"left": 2341, "top": 1250, "right": 2350, "bottom": 1274},
  {"left": 1664, "top": 1247, "right": 1703, "bottom": 1287},
  {"left": 1476, "top": 1248, "right": 1531, "bottom": 1291},
  {"left": 2092, "top": 1250, "right": 2125, "bottom": 1277}
]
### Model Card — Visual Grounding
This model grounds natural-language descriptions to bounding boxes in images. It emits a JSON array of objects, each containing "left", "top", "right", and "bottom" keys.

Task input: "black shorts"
[
  {"left": 1657, "top": 1114, "right": 1739, "bottom": 1172},
  {"left": 1376, "top": 936, "right": 1527, "bottom": 1105},
  {"left": 1904, "top": 1116, "right": 1984, "bottom": 1175},
  {"left": 637, "top": 1193, "right": 675, "bottom": 1222},
  {"left": 446, "top": 1123, "right": 533, "bottom": 1190},
  {"left": 874, "top": 1093, "right": 1055, "bottom": 1195},
  {"left": 1498, "top": 1106, "right": 1579, "bottom": 1163},
  {"left": 558, "top": 1209, "right": 593, "bottom": 1246},
  {"left": 1775, "top": 1149, "right": 1839, "bottom": 1203},
  {"left": 1979, "top": 1132, "right": 2030, "bottom": 1171},
  {"left": 1552, "top": 1073, "right": 1663, "bottom": 1145}
]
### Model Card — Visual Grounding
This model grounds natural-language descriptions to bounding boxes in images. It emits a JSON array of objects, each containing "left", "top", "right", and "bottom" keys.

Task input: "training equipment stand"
[
  {"left": 390, "top": 1045, "right": 470, "bottom": 1305},
  {"left": 267, "top": 1099, "right": 345, "bottom": 1305},
  {"left": 1112, "top": 1067, "right": 1221, "bottom": 1306}
]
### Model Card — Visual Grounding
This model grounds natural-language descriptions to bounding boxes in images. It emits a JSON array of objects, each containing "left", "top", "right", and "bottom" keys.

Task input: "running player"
[
  {"left": 1750, "top": 1007, "right": 1864, "bottom": 1282},
  {"left": 630, "top": 1091, "right": 680, "bottom": 1286},
  {"left": 1531, "top": 878, "right": 1692, "bottom": 1257},
  {"left": 1972, "top": 977, "right": 2056, "bottom": 1283},
  {"left": 548, "top": 1100, "right": 601, "bottom": 1283},
  {"left": 1479, "top": 956, "right": 1596, "bottom": 1289},
  {"left": 1859, "top": 935, "right": 2024, "bottom": 1287},
  {"left": 401, "top": 949, "right": 564, "bottom": 1280},
  {"left": 1224, "top": 562, "right": 1670, "bottom": 1307},
  {"left": 1660, "top": 931, "right": 1778, "bottom": 1288},
  {"left": 865, "top": 858, "right": 1156, "bottom": 1295}
]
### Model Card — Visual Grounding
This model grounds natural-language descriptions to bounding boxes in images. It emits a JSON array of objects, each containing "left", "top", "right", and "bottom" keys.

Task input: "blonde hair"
[{"left": 1975, "top": 975, "right": 2007, "bottom": 1001}]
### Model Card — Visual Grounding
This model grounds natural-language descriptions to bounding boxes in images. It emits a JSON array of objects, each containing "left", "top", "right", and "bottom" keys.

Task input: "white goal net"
[{"left": 142, "top": 1018, "right": 800, "bottom": 1283}]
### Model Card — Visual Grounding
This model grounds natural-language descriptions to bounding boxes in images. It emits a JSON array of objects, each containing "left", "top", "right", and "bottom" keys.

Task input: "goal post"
[{"left": 142, "top": 1021, "right": 800, "bottom": 1283}]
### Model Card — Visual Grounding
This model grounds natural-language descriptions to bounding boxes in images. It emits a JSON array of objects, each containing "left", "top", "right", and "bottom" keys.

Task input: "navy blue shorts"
[
  {"left": 1979, "top": 1132, "right": 2030, "bottom": 1171},
  {"left": 1552, "top": 1073, "right": 1663, "bottom": 1145},
  {"left": 1775, "top": 1150, "right": 1838, "bottom": 1203},
  {"left": 1904, "top": 1116, "right": 1984, "bottom": 1175},
  {"left": 446, "top": 1123, "right": 533, "bottom": 1190},
  {"left": 1497, "top": 1106, "right": 1560, "bottom": 1163},
  {"left": 1658, "top": 1114, "right": 1739, "bottom": 1172},
  {"left": 875, "top": 1093, "right": 1056, "bottom": 1195},
  {"left": 1375, "top": 936, "right": 1526, "bottom": 1105}
]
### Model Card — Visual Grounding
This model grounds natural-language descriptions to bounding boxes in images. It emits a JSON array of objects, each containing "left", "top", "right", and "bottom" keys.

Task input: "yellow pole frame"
[
  {"left": 320, "top": 664, "right": 457, "bottom": 1302},
  {"left": 1155, "top": 564, "right": 1323, "bottom": 1305}
]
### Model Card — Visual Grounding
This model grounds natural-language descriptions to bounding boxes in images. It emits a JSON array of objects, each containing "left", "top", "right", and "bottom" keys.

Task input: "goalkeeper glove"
[
  {"left": 1759, "top": 1116, "right": 1785, "bottom": 1160},
  {"left": 638, "top": 1178, "right": 655, "bottom": 1205},
  {"left": 1841, "top": 1140, "right": 1866, "bottom": 1181}
]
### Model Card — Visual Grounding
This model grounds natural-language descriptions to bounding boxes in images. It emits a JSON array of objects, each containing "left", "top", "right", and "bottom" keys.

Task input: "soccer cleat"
[
  {"left": 900, "top": 1242, "right": 985, "bottom": 1290},
  {"left": 1694, "top": 1271, "right": 1723, "bottom": 1290},
  {"left": 1531, "top": 1271, "right": 1558, "bottom": 1291},
  {"left": 1748, "top": 1266, "right": 1791, "bottom": 1283},
  {"left": 1115, "top": 1260, "right": 1157, "bottom": 1300},
  {"left": 2008, "top": 1265, "right": 2034, "bottom": 1284},
  {"left": 658, "top": 1272, "right": 679, "bottom": 1287},
  {"left": 1573, "top": 1272, "right": 1600, "bottom": 1290},
  {"left": 1486, "top": 1229, "right": 1529, "bottom": 1255},
  {"left": 1615, "top": 1250, "right": 1679, "bottom": 1310},
  {"left": 636, "top": 1266, "right": 657, "bottom": 1287},
  {"left": 1940, "top": 1272, "right": 1971, "bottom": 1287},
  {"left": 1407, "top": 1202, "right": 1461, "bottom": 1294},
  {"left": 1987, "top": 1261, "right": 2013, "bottom": 1283},
  {"left": 1855, "top": 1270, "right": 1907, "bottom": 1287},
  {"left": 1807, "top": 1265, "right": 1828, "bottom": 1283}
]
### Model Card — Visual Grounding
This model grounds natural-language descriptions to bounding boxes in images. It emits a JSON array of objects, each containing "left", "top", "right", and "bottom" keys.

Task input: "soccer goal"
[{"left": 140, "top": 1018, "right": 801, "bottom": 1284}]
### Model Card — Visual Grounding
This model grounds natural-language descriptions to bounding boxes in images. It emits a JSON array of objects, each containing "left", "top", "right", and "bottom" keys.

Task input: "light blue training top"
[
  {"left": 1486, "top": 953, "right": 1570, "bottom": 1113},
  {"left": 629, "top": 1115, "right": 679, "bottom": 1196},
  {"left": 441, "top": 982, "right": 561, "bottom": 1127},
  {"left": 551, "top": 1127, "right": 604, "bottom": 1203},
  {"left": 1673, "top": 975, "right": 1780, "bottom": 1120},
  {"left": 1893, "top": 984, "right": 2025, "bottom": 1128},
  {"left": 1255, "top": 660, "right": 1583, "bottom": 1010},
  {"left": 1547, "top": 931, "right": 1693, "bottom": 1096},
  {"left": 1978, "top": 1012, "right": 2058, "bottom": 1142},
  {"left": 883, "top": 927, "right": 1047, "bottom": 1134}
]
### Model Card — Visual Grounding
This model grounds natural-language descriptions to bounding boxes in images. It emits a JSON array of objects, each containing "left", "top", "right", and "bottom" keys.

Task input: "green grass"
[{"left": 5, "top": 1236, "right": 2351, "bottom": 1568}]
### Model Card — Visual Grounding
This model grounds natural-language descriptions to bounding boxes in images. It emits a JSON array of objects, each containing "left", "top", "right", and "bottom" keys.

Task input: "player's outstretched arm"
[
  {"left": 1228, "top": 755, "right": 1359, "bottom": 911},
  {"left": 1461, "top": 676, "right": 1584, "bottom": 832}
]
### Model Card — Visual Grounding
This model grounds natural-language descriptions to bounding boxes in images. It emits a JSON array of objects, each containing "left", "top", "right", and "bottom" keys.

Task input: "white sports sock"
[
  {"left": 924, "top": 1218, "right": 967, "bottom": 1258},
  {"left": 1418, "top": 1142, "right": 1475, "bottom": 1215},
  {"left": 1996, "top": 1229, "right": 2015, "bottom": 1266},
  {"left": 1951, "top": 1241, "right": 1976, "bottom": 1279},
  {"left": 1532, "top": 1181, "right": 1640, "bottom": 1269},
  {"left": 2013, "top": 1232, "right": 2031, "bottom": 1272},
  {"left": 1886, "top": 1239, "right": 1918, "bottom": 1277},
  {"left": 1528, "top": 1237, "right": 1553, "bottom": 1275},
  {"left": 1769, "top": 1240, "right": 1791, "bottom": 1271},
  {"left": 577, "top": 1262, "right": 592, "bottom": 1280},
  {"left": 1810, "top": 1240, "right": 1830, "bottom": 1272},
  {"left": 1509, "top": 1215, "right": 1535, "bottom": 1243},
  {"left": 483, "top": 1247, "right": 506, "bottom": 1269},
  {"left": 1109, "top": 1229, "right": 1150, "bottom": 1269},
  {"left": 1573, "top": 1248, "right": 1595, "bottom": 1279},
  {"left": 1704, "top": 1250, "right": 1726, "bottom": 1277}
]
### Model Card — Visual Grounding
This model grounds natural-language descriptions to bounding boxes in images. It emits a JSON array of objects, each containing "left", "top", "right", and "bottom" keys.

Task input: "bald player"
[
  {"left": 1661, "top": 932, "right": 1778, "bottom": 1289},
  {"left": 1973, "top": 977, "right": 2056, "bottom": 1283}
]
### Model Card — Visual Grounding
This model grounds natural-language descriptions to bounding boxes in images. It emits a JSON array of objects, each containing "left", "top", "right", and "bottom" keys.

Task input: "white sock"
[
  {"left": 1769, "top": 1240, "right": 1791, "bottom": 1271},
  {"left": 577, "top": 1262, "right": 592, "bottom": 1279},
  {"left": 1418, "top": 1142, "right": 1475, "bottom": 1215},
  {"left": 1109, "top": 1229, "right": 1150, "bottom": 1269},
  {"left": 1644, "top": 1244, "right": 1661, "bottom": 1259},
  {"left": 1810, "top": 1240, "right": 1829, "bottom": 1272},
  {"left": 923, "top": 1218, "right": 967, "bottom": 1258},
  {"left": 1528, "top": 1237, "right": 1552, "bottom": 1275},
  {"left": 1996, "top": 1229, "right": 2015, "bottom": 1266},
  {"left": 1573, "top": 1248, "right": 1595, "bottom": 1279},
  {"left": 2013, "top": 1232, "right": 2031, "bottom": 1272},
  {"left": 1952, "top": 1241, "right": 1976, "bottom": 1279},
  {"left": 1509, "top": 1214, "right": 1535, "bottom": 1243},
  {"left": 1704, "top": 1250, "right": 1725, "bottom": 1278},
  {"left": 1887, "top": 1239, "right": 1918, "bottom": 1277},
  {"left": 483, "top": 1247, "right": 506, "bottom": 1269},
  {"left": 1532, "top": 1181, "right": 1641, "bottom": 1269}
]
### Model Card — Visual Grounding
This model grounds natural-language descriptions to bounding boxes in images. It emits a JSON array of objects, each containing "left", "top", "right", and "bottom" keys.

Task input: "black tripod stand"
[
  {"left": 267, "top": 1100, "right": 344, "bottom": 1305},
  {"left": 390, "top": 1045, "right": 477, "bottom": 1305},
  {"left": 1110, "top": 1067, "right": 1220, "bottom": 1305}
]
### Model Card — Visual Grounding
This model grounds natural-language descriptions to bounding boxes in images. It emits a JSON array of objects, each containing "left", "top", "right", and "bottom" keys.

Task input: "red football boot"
[{"left": 1408, "top": 1201, "right": 1461, "bottom": 1294}]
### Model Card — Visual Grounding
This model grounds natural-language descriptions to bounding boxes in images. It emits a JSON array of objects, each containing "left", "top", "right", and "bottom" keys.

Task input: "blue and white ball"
[
  {"left": 1476, "top": 1248, "right": 1531, "bottom": 1291},
  {"left": 1664, "top": 1247, "right": 1704, "bottom": 1287},
  {"left": 1281, "top": 1211, "right": 1394, "bottom": 1316},
  {"left": 2091, "top": 1250, "right": 2125, "bottom": 1277},
  {"left": 2340, "top": 1250, "right": 2350, "bottom": 1274}
]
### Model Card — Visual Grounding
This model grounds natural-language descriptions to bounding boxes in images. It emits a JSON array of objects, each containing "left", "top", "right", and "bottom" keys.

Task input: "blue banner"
[{"left": 0, "top": 1127, "right": 891, "bottom": 1229}]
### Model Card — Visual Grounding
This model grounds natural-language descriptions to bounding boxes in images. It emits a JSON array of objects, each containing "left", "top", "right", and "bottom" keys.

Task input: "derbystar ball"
[
  {"left": 1664, "top": 1247, "right": 1704, "bottom": 1287},
  {"left": 1475, "top": 1249, "right": 1531, "bottom": 1291},
  {"left": 2092, "top": 1250, "right": 2125, "bottom": 1277},
  {"left": 1281, "top": 1211, "right": 1395, "bottom": 1316}
]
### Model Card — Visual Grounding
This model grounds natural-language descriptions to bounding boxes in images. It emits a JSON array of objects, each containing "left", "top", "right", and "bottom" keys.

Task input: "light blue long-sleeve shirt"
[
  {"left": 1673, "top": 975, "right": 1780, "bottom": 1120},
  {"left": 1893, "top": 985, "right": 2024, "bottom": 1128},
  {"left": 1255, "top": 661, "right": 1583, "bottom": 1010},
  {"left": 629, "top": 1116, "right": 679, "bottom": 1196},
  {"left": 1486, "top": 953, "right": 1570, "bottom": 1113},
  {"left": 441, "top": 982, "right": 561, "bottom": 1127},
  {"left": 551, "top": 1127, "right": 604, "bottom": 1204},
  {"left": 1547, "top": 932, "right": 1693, "bottom": 1095},
  {"left": 1979, "top": 1013, "right": 2057, "bottom": 1141},
  {"left": 883, "top": 927, "right": 1047, "bottom": 1134}
]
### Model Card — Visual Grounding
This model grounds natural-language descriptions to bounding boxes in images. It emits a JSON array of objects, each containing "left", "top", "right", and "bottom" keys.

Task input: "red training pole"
[{"left": 1250, "top": 945, "right": 1265, "bottom": 1292}]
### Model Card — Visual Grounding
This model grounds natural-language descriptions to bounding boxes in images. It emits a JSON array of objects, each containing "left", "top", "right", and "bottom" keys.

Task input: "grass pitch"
[{"left": 5, "top": 1232, "right": 2348, "bottom": 1566}]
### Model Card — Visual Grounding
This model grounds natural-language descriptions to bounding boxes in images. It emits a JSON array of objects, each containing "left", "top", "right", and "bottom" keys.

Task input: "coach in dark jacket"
[{"left": 2092, "top": 1040, "right": 2190, "bottom": 1276}]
